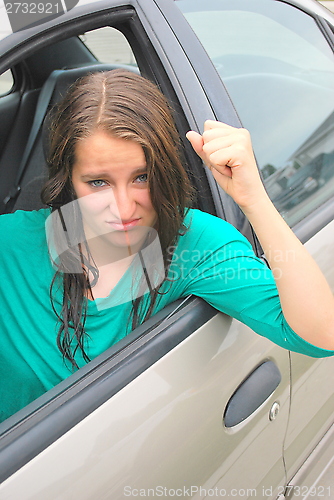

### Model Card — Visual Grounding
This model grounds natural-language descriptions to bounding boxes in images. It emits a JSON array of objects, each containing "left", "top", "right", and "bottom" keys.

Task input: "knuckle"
[
  {"left": 240, "top": 128, "right": 251, "bottom": 139},
  {"left": 202, "top": 130, "right": 212, "bottom": 141},
  {"left": 236, "top": 144, "right": 247, "bottom": 156},
  {"left": 202, "top": 142, "right": 211, "bottom": 153}
]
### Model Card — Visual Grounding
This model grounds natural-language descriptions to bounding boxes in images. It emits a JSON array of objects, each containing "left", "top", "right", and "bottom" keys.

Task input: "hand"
[{"left": 186, "top": 120, "right": 268, "bottom": 210}]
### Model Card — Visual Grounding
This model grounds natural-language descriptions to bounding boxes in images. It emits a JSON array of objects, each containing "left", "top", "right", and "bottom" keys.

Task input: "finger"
[
  {"left": 205, "top": 140, "right": 250, "bottom": 174},
  {"left": 209, "top": 146, "right": 240, "bottom": 170},
  {"left": 202, "top": 136, "right": 233, "bottom": 157},
  {"left": 203, "top": 120, "right": 236, "bottom": 132},
  {"left": 186, "top": 130, "right": 205, "bottom": 158},
  {"left": 202, "top": 128, "right": 235, "bottom": 145},
  {"left": 211, "top": 163, "right": 233, "bottom": 179}
]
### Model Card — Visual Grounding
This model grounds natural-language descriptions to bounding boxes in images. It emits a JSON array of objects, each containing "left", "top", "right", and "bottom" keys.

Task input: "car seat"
[{"left": 3, "top": 63, "right": 139, "bottom": 213}]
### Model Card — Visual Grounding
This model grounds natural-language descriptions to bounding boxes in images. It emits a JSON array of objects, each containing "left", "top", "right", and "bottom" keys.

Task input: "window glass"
[
  {"left": 0, "top": 69, "right": 13, "bottom": 95},
  {"left": 79, "top": 27, "right": 137, "bottom": 67},
  {"left": 176, "top": 0, "right": 334, "bottom": 226}
]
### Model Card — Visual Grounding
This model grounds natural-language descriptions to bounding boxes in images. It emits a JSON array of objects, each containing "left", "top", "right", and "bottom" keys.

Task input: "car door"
[
  {"left": 175, "top": 0, "right": 334, "bottom": 493},
  {"left": 0, "top": 1, "right": 292, "bottom": 497}
]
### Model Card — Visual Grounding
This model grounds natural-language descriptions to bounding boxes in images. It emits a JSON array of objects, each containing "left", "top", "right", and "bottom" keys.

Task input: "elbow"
[{"left": 318, "top": 314, "right": 334, "bottom": 351}]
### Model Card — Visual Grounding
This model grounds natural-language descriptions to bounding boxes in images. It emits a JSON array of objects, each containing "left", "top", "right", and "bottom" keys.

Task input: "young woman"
[{"left": 0, "top": 69, "right": 333, "bottom": 423}]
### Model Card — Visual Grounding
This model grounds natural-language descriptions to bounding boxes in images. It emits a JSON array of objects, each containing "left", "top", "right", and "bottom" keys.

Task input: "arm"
[{"left": 186, "top": 121, "right": 334, "bottom": 351}]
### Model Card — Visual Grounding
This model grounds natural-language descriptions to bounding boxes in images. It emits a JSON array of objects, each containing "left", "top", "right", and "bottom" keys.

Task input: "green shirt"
[{"left": 0, "top": 208, "right": 333, "bottom": 422}]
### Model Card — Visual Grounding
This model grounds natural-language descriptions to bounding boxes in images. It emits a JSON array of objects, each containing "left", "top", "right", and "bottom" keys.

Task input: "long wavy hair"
[{"left": 41, "top": 69, "right": 193, "bottom": 369}]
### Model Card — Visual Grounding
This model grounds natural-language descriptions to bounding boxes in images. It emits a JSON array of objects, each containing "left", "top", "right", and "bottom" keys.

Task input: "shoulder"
[
  {"left": 0, "top": 208, "right": 51, "bottom": 243},
  {"left": 0, "top": 208, "right": 50, "bottom": 225},
  {"left": 184, "top": 208, "right": 241, "bottom": 234},
  {"left": 181, "top": 208, "right": 252, "bottom": 250}
]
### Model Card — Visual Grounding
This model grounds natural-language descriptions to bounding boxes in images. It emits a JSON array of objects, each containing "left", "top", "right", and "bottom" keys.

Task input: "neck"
[{"left": 84, "top": 234, "right": 136, "bottom": 267}]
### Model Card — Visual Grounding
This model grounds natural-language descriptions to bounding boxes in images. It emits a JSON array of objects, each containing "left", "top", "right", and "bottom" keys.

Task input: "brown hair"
[{"left": 42, "top": 69, "right": 193, "bottom": 368}]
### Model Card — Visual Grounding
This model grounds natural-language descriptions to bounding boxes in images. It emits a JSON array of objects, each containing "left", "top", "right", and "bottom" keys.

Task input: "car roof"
[{"left": 0, "top": 0, "right": 333, "bottom": 45}]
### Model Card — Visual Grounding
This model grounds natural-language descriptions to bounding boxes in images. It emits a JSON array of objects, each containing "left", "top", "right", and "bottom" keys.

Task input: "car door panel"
[
  {"left": 0, "top": 297, "right": 214, "bottom": 480},
  {"left": 173, "top": 0, "right": 334, "bottom": 488},
  {"left": 284, "top": 219, "right": 334, "bottom": 486},
  {"left": 0, "top": 304, "right": 290, "bottom": 499}
]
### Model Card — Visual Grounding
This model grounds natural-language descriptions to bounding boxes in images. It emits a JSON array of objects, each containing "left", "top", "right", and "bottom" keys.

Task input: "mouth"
[{"left": 106, "top": 218, "right": 141, "bottom": 231}]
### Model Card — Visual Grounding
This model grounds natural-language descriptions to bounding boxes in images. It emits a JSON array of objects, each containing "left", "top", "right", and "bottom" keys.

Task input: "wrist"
[{"left": 239, "top": 190, "right": 273, "bottom": 218}]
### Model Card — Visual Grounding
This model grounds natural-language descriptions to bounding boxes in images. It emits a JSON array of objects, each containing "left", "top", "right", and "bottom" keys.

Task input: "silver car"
[{"left": 0, "top": 0, "right": 333, "bottom": 498}]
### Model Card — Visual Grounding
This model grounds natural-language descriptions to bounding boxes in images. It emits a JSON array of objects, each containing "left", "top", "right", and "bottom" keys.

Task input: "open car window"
[{"left": 0, "top": 5, "right": 218, "bottom": 437}]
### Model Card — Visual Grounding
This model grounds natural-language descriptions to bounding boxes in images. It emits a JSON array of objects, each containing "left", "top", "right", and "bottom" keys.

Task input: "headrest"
[
  {"left": 48, "top": 63, "right": 139, "bottom": 107},
  {"left": 42, "top": 63, "right": 140, "bottom": 162}
]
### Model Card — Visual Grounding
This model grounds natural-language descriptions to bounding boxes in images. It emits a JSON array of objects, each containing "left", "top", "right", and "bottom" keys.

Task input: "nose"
[{"left": 107, "top": 186, "right": 136, "bottom": 221}]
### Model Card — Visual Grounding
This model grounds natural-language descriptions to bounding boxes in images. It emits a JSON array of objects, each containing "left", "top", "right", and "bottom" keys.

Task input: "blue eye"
[
  {"left": 136, "top": 173, "right": 148, "bottom": 183},
  {"left": 89, "top": 180, "right": 107, "bottom": 188}
]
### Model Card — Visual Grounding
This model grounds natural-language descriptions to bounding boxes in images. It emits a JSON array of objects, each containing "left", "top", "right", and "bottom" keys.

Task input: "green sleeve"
[{"left": 171, "top": 210, "right": 334, "bottom": 358}]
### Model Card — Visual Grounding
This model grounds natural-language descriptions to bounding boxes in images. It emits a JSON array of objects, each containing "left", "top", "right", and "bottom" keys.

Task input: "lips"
[{"left": 106, "top": 218, "right": 140, "bottom": 231}]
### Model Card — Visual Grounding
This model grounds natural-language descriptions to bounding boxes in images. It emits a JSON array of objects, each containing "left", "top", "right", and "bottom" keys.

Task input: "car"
[
  {"left": 273, "top": 151, "right": 334, "bottom": 211},
  {"left": 0, "top": 0, "right": 333, "bottom": 498}
]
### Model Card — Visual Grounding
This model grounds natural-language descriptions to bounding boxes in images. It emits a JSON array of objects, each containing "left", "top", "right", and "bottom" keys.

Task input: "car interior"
[
  {"left": 0, "top": 30, "right": 215, "bottom": 218},
  {"left": 3, "top": 62, "right": 140, "bottom": 213}
]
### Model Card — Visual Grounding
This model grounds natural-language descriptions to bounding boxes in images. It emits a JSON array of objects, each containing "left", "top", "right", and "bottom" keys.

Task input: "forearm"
[
  {"left": 186, "top": 121, "right": 334, "bottom": 351},
  {"left": 242, "top": 193, "right": 334, "bottom": 350}
]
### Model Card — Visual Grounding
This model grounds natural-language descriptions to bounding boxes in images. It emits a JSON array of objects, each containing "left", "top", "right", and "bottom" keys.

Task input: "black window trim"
[
  {"left": 0, "top": 6, "right": 136, "bottom": 75},
  {"left": 316, "top": 15, "right": 334, "bottom": 52}
]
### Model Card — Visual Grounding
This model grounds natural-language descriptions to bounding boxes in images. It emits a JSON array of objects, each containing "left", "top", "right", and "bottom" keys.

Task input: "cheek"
[
  {"left": 139, "top": 190, "right": 155, "bottom": 211},
  {"left": 79, "top": 200, "right": 106, "bottom": 219},
  {"left": 74, "top": 183, "right": 115, "bottom": 216},
  {"left": 72, "top": 182, "right": 88, "bottom": 207},
  {"left": 77, "top": 191, "right": 108, "bottom": 217},
  {"left": 141, "top": 193, "right": 157, "bottom": 222}
]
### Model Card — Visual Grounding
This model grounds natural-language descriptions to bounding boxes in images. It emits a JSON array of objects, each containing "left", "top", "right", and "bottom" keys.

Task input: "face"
[{"left": 71, "top": 131, "right": 158, "bottom": 260}]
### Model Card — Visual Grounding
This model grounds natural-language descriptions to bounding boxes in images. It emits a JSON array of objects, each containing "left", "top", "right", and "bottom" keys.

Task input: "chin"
[{"left": 105, "top": 228, "right": 150, "bottom": 253}]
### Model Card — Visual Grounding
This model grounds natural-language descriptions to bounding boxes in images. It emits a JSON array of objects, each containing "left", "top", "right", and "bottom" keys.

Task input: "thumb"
[{"left": 186, "top": 130, "right": 204, "bottom": 159}]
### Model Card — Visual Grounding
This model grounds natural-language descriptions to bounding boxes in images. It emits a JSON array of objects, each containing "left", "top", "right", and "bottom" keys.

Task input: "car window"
[
  {"left": 0, "top": 69, "right": 13, "bottom": 94},
  {"left": 79, "top": 27, "right": 137, "bottom": 67},
  {"left": 176, "top": 0, "right": 334, "bottom": 227},
  {"left": 0, "top": 13, "right": 209, "bottom": 432},
  {"left": 0, "top": 25, "right": 141, "bottom": 429}
]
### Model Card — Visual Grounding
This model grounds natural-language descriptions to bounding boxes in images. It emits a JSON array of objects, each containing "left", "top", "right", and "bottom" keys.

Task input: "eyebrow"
[{"left": 80, "top": 167, "right": 148, "bottom": 180}]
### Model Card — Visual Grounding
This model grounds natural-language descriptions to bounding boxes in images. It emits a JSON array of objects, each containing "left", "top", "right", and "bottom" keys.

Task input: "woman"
[{"left": 0, "top": 69, "right": 333, "bottom": 423}]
